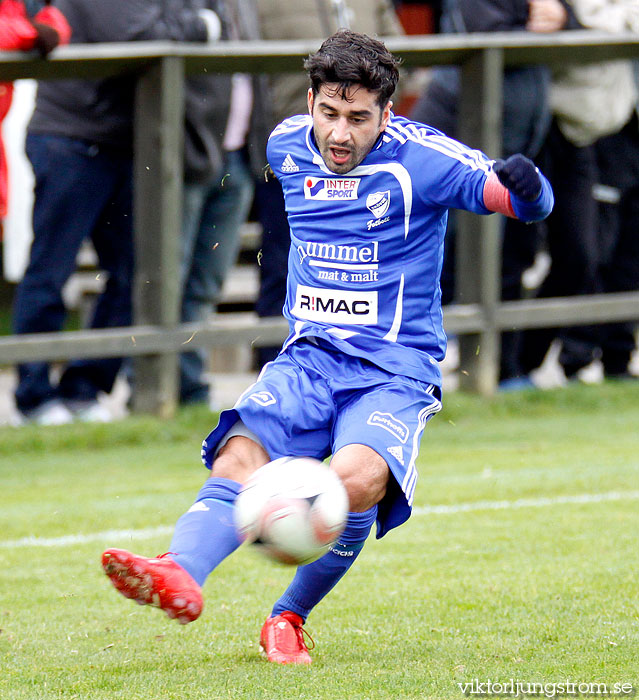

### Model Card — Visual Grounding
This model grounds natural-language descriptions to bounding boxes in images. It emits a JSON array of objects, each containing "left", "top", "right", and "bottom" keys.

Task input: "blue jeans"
[
  {"left": 12, "top": 133, "right": 134, "bottom": 412},
  {"left": 180, "top": 149, "right": 254, "bottom": 403}
]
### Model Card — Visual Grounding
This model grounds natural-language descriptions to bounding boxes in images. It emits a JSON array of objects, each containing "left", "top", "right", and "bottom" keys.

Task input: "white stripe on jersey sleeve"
[{"left": 386, "top": 120, "right": 493, "bottom": 175}]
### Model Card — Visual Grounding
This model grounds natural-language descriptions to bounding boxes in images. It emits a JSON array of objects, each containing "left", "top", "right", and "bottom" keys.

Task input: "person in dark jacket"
[
  {"left": 0, "top": 0, "right": 70, "bottom": 221},
  {"left": 11, "top": 0, "right": 220, "bottom": 425},
  {"left": 179, "top": 0, "right": 255, "bottom": 407},
  {"left": 516, "top": 0, "right": 639, "bottom": 385}
]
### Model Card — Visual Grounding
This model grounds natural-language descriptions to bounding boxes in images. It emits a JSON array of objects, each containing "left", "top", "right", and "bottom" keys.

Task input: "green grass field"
[{"left": 1, "top": 381, "right": 638, "bottom": 699}]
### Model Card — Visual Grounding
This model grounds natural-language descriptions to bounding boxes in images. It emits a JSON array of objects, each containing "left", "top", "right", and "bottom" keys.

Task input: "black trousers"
[
  {"left": 559, "top": 116, "right": 639, "bottom": 376},
  {"left": 254, "top": 177, "right": 290, "bottom": 367},
  {"left": 518, "top": 120, "right": 600, "bottom": 375}
]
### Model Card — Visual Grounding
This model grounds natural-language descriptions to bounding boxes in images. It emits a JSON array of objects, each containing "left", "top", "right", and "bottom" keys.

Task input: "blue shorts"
[{"left": 201, "top": 338, "right": 442, "bottom": 537}]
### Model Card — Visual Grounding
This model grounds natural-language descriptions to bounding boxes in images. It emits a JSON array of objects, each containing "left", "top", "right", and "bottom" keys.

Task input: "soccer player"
[{"left": 102, "top": 29, "right": 553, "bottom": 664}]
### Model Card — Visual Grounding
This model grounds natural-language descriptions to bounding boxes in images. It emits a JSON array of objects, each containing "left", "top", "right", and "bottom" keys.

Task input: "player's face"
[{"left": 308, "top": 84, "right": 391, "bottom": 174}]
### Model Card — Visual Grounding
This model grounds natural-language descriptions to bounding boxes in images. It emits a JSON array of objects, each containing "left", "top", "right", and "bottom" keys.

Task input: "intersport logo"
[
  {"left": 304, "top": 177, "right": 360, "bottom": 200},
  {"left": 292, "top": 284, "right": 378, "bottom": 324}
]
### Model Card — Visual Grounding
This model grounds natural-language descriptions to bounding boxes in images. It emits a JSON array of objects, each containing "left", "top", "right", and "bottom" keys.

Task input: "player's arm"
[{"left": 483, "top": 154, "right": 554, "bottom": 223}]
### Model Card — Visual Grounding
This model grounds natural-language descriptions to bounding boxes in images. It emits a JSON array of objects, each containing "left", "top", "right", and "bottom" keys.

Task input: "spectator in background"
[
  {"left": 179, "top": 0, "right": 256, "bottom": 407},
  {"left": 516, "top": 0, "right": 639, "bottom": 385},
  {"left": 580, "top": 117, "right": 639, "bottom": 381},
  {"left": 409, "top": 0, "right": 576, "bottom": 387},
  {"left": 0, "top": 0, "right": 70, "bottom": 247},
  {"left": 251, "top": 0, "right": 405, "bottom": 369},
  {"left": 11, "top": 0, "right": 222, "bottom": 426}
]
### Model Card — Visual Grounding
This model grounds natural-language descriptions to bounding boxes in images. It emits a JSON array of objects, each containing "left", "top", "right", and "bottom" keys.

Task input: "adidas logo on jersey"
[
  {"left": 387, "top": 446, "right": 405, "bottom": 465},
  {"left": 281, "top": 154, "right": 299, "bottom": 172}
]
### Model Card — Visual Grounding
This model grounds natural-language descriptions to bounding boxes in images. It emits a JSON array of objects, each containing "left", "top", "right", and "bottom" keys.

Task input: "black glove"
[
  {"left": 493, "top": 154, "right": 542, "bottom": 202},
  {"left": 31, "top": 21, "right": 60, "bottom": 56}
]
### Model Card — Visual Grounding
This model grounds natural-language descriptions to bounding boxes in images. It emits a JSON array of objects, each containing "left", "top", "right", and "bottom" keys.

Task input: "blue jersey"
[{"left": 267, "top": 112, "right": 537, "bottom": 387}]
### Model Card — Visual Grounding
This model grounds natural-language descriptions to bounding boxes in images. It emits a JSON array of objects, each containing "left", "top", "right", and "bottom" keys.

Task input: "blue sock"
[
  {"left": 168, "top": 477, "right": 242, "bottom": 586},
  {"left": 271, "top": 505, "right": 378, "bottom": 621}
]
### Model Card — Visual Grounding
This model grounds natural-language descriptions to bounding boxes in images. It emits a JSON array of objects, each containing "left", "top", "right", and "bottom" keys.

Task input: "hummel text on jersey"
[
  {"left": 292, "top": 285, "right": 378, "bottom": 324},
  {"left": 297, "top": 240, "right": 379, "bottom": 265}
]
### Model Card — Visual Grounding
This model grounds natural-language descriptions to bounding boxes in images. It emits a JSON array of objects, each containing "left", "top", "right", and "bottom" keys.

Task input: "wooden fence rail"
[{"left": 1, "top": 31, "right": 638, "bottom": 413}]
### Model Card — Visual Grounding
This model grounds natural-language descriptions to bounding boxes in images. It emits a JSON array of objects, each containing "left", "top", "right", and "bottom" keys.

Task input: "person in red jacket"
[{"left": 0, "top": 0, "right": 70, "bottom": 219}]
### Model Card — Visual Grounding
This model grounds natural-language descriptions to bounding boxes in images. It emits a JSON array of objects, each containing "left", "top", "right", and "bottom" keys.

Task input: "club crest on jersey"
[
  {"left": 304, "top": 177, "right": 360, "bottom": 200},
  {"left": 366, "top": 190, "right": 390, "bottom": 218},
  {"left": 367, "top": 411, "right": 409, "bottom": 444}
]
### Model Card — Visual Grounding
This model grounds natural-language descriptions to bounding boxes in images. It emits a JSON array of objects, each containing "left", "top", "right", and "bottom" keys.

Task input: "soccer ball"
[{"left": 234, "top": 456, "right": 349, "bottom": 565}]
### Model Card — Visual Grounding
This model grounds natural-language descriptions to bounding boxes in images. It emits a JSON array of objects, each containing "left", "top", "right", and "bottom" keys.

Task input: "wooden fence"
[{"left": 1, "top": 31, "right": 638, "bottom": 414}]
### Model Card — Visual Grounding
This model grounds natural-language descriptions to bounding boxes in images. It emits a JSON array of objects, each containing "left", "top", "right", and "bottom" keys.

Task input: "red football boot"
[
  {"left": 101, "top": 548, "right": 203, "bottom": 624},
  {"left": 260, "top": 611, "right": 314, "bottom": 664}
]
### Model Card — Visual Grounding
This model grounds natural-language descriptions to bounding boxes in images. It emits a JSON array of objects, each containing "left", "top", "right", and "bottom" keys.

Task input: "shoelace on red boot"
[{"left": 280, "top": 611, "right": 315, "bottom": 651}]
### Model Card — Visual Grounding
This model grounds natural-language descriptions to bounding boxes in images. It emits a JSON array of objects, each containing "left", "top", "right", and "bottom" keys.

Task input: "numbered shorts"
[{"left": 201, "top": 337, "right": 442, "bottom": 537}]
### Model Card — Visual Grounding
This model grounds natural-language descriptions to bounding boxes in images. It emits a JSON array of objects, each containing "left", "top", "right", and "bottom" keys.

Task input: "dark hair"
[{"left": 304, "top": 29, "right": 401, "bottom": 108}]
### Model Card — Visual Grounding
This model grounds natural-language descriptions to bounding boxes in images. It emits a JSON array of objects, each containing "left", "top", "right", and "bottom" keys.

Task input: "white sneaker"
[
  {"left": 16, "top": 399, "right": 74, "bottom": 426},
  {"left": 65, "top": 399, "right": 113, "bottom": 423}
]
